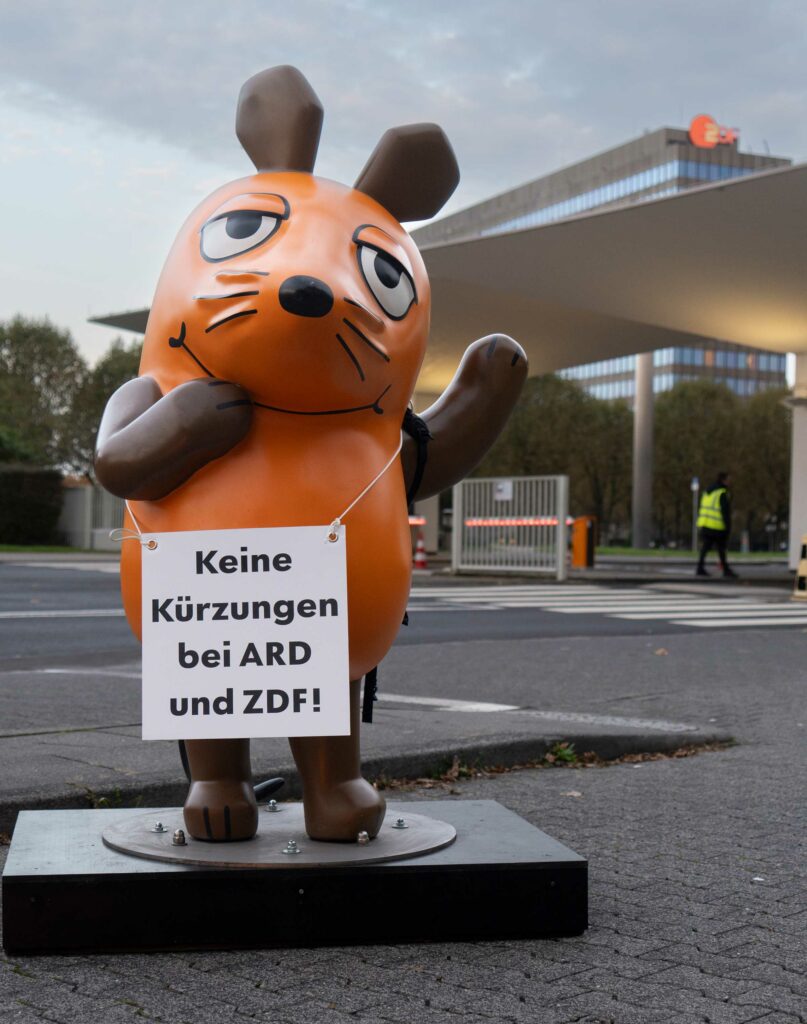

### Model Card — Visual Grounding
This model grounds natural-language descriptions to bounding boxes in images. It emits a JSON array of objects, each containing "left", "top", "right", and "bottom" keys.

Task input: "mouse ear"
[
  {"left": 236, "top": 65, "right": 324, "bottom": 173},
  {"left": 354, "top": 123, "right": 460, "bottom": 222}
]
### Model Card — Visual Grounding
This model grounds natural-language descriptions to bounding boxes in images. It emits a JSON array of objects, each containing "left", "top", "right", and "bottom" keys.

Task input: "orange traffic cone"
[{"left": 413, "top": 533, "right": 428, "bottom": 570}]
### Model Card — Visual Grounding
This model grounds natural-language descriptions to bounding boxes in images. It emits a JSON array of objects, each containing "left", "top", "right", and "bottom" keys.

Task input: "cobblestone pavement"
[{"left": 1, "top": 629, "right": 805, "bottom": 1023}]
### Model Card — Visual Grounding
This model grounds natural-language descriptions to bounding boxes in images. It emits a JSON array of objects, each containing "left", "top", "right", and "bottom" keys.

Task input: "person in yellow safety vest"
[{"left": 696, "top": 471, "right": 738, "bottom": 578}]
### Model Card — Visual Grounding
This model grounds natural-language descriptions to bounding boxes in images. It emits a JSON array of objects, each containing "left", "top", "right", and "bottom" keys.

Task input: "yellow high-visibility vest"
[{"left": 697, "top": 487, "right": 727, "bottom": 531}]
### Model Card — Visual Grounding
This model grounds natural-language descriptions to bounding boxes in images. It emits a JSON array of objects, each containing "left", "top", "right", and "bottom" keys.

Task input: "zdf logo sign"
[{"left": 689, "top": 114, "right": 738, "bottom": 148}]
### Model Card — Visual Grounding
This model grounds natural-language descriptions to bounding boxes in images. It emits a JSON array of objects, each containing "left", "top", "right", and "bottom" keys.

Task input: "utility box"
[{"left": 571, "top": 516, "right": 596, "bottom": 569}]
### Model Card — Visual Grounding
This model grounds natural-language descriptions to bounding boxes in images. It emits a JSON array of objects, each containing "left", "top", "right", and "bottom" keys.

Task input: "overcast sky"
[{"left": 2, "top": 0, "right": 806, "bottom": 364}]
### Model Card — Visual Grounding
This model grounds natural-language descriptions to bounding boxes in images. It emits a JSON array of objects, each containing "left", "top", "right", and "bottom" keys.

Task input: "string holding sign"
[
  {"left": 326, "top": 432, "right": 403, "bottom": 543},
  {"left": 109, "top": 501, "right": 158, "bottom": 549}
]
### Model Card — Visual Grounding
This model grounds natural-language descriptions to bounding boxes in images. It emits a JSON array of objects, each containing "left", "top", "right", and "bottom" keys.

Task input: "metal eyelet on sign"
[{"left": 146, "top": 539, "right": 158, "bottom": 550}]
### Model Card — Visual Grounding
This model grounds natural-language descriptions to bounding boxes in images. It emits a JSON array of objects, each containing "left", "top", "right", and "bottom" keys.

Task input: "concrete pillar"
[
  {"left": 631, "top": 351, "right": 654, "bottom": 548},
  {"left": 786, "top": 354, "right": 807, "bottom": 569},
  {"left": 57, "top": 484, "right": 92, "bottom": 549}
]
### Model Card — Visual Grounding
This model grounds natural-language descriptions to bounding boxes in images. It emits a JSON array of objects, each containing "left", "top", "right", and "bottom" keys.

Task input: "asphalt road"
[{"left": 0, "top": 563, "right": 802, "bottom": 664}]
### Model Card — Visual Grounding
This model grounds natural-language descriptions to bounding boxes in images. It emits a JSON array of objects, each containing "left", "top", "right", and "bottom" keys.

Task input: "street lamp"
[{"left": 691, "top": 476, "right": 699, "bottom": 552}]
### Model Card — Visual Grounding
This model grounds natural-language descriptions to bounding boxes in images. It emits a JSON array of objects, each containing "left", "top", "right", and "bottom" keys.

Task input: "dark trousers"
[{"left": 698, "top": 528, "right": 729, "bottom": 569}]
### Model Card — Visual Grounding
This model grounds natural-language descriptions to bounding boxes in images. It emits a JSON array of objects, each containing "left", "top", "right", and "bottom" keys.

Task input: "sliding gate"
[{"left": 451, "top": 476, "right": 569, "bottom": 578}]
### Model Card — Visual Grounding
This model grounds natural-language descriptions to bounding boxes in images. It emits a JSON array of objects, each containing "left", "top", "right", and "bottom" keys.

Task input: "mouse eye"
[
  {"left": 357, "top": 244, "right": 416, "bottom": 320},
  {"left": 200, "top": 210, "right": 283, "bottom": 262}
]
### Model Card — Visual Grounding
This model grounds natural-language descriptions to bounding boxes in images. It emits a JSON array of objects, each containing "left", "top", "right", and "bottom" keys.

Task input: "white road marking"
[
  {"left": 379, "top": 693, "right": 519, "bottom": 712},
  {"left": 379, "top": 693, "right": 697, "bottom": 732},
  {"left": 542, "top": 602, "right": 791, "bottom": 614},
  {"left": 21, "top": 561, "right": 120, "bottom": 574},
  {"left": 621, "top": 606, "right": 807, "bottom": 620},
  {"left": 672, "top": 616, "right": 807, "bottom": 628},
  {"left": 37, "top": 667, "right": 140, "bottom": 678},
  {"left": 0, "top": 609, "right": 125, "bottom": 620}
]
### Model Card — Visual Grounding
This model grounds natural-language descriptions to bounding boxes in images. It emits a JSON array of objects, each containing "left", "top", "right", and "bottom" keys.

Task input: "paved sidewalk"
[{"left": 1, "top": 626, "right": 804, "bottom": 1022}]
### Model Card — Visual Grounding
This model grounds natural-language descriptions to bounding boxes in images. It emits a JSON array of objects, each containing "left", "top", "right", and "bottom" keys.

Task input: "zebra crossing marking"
[{"left": 406, "top": 584, "right": 804, "bottom": 629}]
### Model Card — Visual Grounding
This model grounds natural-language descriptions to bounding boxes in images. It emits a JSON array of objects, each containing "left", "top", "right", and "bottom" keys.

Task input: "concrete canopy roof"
[
  {"left": 90, "top": 163, "right": 807, "bottom": 394},
  {"left": 417, "top": 162, "right": 807, "bottom": 392},
  {"left": 89, "top": 308, "right": 149, "bottom": 333}
]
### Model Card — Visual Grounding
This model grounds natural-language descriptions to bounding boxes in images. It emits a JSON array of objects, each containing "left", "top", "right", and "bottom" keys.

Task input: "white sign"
[
  {"left": 493, "top": 480, "right": 514, "bottom": 502},
  {"left": 140, "top": 526, "right": 350, "bottom": 740}
]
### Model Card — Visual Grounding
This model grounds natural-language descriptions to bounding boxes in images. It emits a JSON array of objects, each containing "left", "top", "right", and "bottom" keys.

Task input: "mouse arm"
[
  {"left": 402, "top": 334, "right": 527, "bottom": 502},
  {"left": 94, "top": 376, "right": 253, "bottom": 501}
]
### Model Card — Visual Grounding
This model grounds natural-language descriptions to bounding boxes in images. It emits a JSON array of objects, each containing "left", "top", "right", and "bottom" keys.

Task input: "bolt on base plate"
[{"left": 101, "top": 804, "right": 456, "bottom": 869}]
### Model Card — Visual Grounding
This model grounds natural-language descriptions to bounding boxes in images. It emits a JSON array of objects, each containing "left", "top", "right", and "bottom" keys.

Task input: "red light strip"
[{"left": 465, "top": 517, "right": 570, "bottom": 527}]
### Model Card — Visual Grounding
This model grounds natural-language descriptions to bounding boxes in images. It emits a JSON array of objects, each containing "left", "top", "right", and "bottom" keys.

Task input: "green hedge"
[{"left": 0, "top": 466, "right": 63, "bottom": 544}]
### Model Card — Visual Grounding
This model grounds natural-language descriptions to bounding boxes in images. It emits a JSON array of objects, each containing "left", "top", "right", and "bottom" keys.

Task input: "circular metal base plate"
[{"left": 102, "top": 805, "right": 456, "bottom": 868}]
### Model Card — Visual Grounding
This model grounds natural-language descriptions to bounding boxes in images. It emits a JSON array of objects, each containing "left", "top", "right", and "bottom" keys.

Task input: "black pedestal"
[{"left": 2, "top": 800, "right": 587, "bottom": 954}]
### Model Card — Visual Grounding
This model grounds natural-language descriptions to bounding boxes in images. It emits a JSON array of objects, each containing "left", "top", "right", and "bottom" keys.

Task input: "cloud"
[{"left": 1, "top": 0, "right": 806, "bottom": 211}]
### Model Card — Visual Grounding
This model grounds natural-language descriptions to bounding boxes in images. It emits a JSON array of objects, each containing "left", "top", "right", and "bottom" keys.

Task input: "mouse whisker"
[
  {"left": 336, "top": 334, "right": 366, "bottom": 381},
  {"left": 205, "top": 309, "right": 258, "bottom": 333},
  {"left": 194, "top": 291, "right": 260, "bottom": 301},
  {"left": 342, "top": 318, "right": 390, "bottom": 362}
]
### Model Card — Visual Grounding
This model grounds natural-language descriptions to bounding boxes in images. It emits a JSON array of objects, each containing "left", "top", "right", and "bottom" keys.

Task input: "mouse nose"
[{"left": 278, "top": 276, "right": 334, "bottom": 318}]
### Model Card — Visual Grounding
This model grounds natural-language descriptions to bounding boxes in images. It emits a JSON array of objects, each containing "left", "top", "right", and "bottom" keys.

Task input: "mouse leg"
[
  {"left": 289, "top": 679, "right": 385, "bottom": 841},
  {"left": 182, "top": 738, "right": 258, "bottom": 841}
]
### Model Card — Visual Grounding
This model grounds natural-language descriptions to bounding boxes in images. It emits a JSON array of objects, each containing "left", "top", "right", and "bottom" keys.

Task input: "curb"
[{"left": 0, "top": 728, "right": 733, "bottom": 837}]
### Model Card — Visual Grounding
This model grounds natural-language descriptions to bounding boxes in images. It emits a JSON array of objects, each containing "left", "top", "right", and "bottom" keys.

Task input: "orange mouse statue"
[{"left": 96, "top": 66, "right": 526, "bottom": 843}]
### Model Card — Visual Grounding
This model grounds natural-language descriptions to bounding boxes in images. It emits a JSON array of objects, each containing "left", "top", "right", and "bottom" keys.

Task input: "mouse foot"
[
  {"left": 183, "top": 780, "right": 258, "bottom": 842},
  {"left": 302, "top": 778, "right": 386, "bottom": 842}
]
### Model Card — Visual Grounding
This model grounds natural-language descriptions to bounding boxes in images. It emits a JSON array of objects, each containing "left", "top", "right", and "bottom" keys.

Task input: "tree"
[
  {"left": 0, "top": 424, "right": 37, "bottom": 463},
  {"left": 575, "top": 398, "right": 633, "bottom": 533},
  {"left": 0, "top": 316, "right": 87, "bottom": 466},
  {"left": 474, "top": 375, "right": 633, "bottom": 535},
  {"left": 475, "top": 374, "right": 590, "bottom": 479},
  {"left": 62, "top": 338, "right": 142, "bottom": 475},
  {"left": 464, "top": 371, "right": 790, "bottom": 548},
  {"left": 653, "top": 380, "right": 739, "bottom": 542},
  {"left": 733, "top": 388, "right": 790, "bottom": 545}
]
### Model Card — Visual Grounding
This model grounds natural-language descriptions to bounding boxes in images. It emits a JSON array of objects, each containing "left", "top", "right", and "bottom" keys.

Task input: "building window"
[{"left": 480, "top": 160, "right": 757, "bottom": 238}]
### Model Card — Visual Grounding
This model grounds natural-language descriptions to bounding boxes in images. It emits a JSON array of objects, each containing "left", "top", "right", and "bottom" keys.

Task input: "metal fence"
[
  {"left": 451, "top": 476, "right": 569, "bottom": 578},
  {"left": 91, "top": 487, "right": 125, "bottom": 533}
]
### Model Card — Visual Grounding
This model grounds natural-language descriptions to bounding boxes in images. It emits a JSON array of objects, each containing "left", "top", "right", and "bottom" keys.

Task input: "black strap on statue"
[
  {"left": 362, "top": 667, "right": 378, "bottom": 724},
  {"left": 362, "top": 409, "right": 430, "bottom": 724},
  {"left": 402, "top": 407, "right": 433, "bottom": 506}
]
